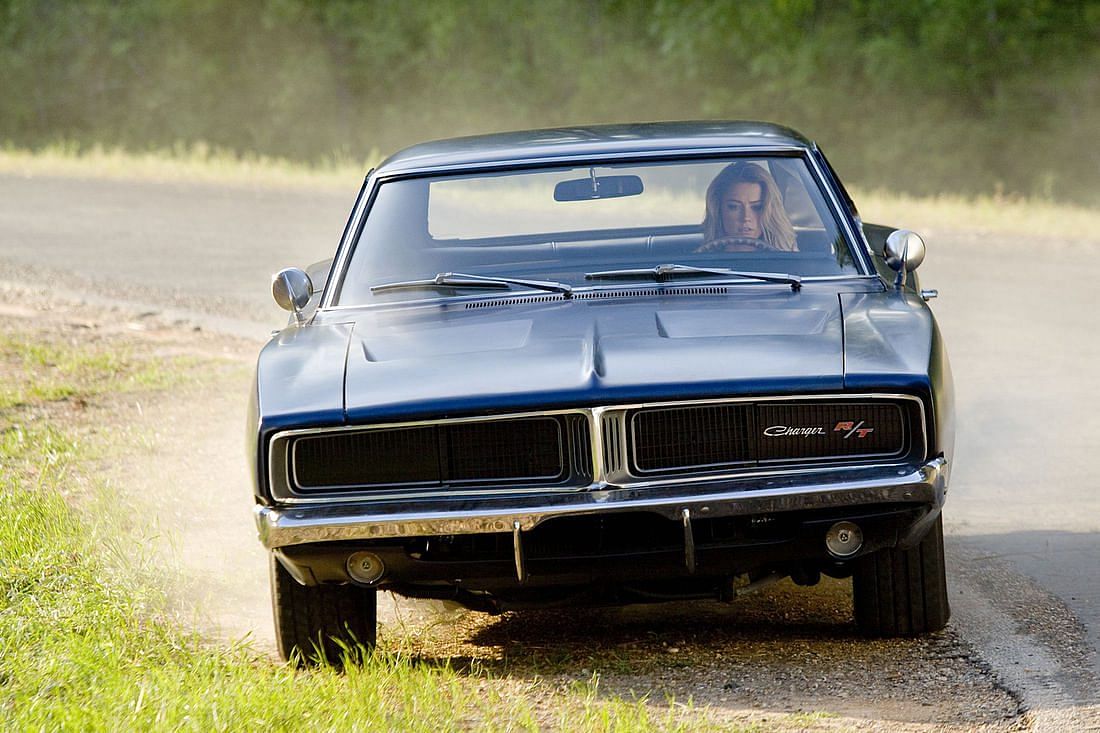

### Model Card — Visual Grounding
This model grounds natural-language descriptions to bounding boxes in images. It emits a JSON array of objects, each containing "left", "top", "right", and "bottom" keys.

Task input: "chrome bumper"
[{"left": 254, "top": 457, "right": 948, "bottom": 550}]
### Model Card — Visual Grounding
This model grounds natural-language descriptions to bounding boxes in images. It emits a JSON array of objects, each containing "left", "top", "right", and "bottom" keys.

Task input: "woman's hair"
[{"left": 702, "top": 162, "right": 796, "bottom": 251}]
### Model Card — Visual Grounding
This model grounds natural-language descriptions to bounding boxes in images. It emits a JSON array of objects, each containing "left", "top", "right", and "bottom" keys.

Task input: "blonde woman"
[{"left": 696, "top": 162, "right": 797, "bottom": 252}]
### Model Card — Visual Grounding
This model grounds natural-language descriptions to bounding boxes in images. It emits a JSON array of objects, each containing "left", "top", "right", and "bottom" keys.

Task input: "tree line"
[{"left": 2, "top": 0, "right": 1097, "bottom": 202}]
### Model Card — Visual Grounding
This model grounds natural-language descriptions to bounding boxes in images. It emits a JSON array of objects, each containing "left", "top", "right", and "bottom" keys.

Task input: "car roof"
[{"left": 374, "top": 121, "right": 814, "bottom": 176}]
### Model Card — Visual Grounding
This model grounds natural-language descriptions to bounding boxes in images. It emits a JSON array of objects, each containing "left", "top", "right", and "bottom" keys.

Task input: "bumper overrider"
[{"left": 255, "top": 457, "right": 948, "bottom": 552}]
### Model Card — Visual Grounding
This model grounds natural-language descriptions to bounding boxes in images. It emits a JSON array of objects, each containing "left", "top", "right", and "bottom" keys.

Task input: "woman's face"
[{"left": 720, "top": 182, "right": 764, "bottom": 239}]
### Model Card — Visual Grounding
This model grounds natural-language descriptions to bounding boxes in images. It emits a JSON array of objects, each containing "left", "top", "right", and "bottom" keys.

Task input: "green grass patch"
[
  {"left": 0, "top": 141, "right": 375, "bottom": 191},
  {"left": 0, "top": 469, "right": 508, "bottom": 730},
  {"left": 0, "top": 475, "right": 706, "bottom": 730},
  {"left": 785, "top": 711, "right": 839, "bottom": 726},
  {"left": 0, "top": 333, "right": 181, "bottom": 411},
  {"left": 0, "top": 328, "right": 729, "bottom": 732}
]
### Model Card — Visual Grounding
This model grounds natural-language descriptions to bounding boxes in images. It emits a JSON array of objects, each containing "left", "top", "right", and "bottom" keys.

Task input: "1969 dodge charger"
[{"left": 249, "top": 121, "right": 954, "bottom": 663}]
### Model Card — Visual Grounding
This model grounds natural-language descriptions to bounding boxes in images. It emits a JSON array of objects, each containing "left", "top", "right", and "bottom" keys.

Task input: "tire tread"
[
  {"left": 270, "top": 556, "right": 377, "bottom": 665},
  {"left": 853, "top": 515, "right": 949, "bottom": 636}
]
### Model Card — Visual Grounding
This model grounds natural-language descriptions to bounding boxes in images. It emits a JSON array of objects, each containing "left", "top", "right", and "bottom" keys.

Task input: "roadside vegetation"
[
  {"left": 3, "top": 145, "right": 1099, "bottom": 246},
  {"left": 0, "top": 332, "right": 178, "bottom": 411},
  {"left": 2, "top": 1, "right": 1097, "bottom": 204},
  {"left": 0, "top": 304, "right": 744, "bottom": 732},
  {"left": 0, "top": 142, "right": 371, "bottom": 192},
  {"left": 852, "top": 189, "right": 1100, "bottom": 245}
]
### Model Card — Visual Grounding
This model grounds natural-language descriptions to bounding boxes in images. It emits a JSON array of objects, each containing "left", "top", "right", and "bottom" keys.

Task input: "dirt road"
[{"left": 3, "top": 173, "right": 1099, "bottom": 728}]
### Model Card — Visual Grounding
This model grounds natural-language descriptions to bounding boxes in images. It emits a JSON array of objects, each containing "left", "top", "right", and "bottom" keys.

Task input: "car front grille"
[
  {"left": 632, "top": 403, "right": 754, "bottom": 471},
  {"left": 628, "top": 400, "right": 910, "bottom": 474},
  {"left": 271, "top": 396, "right": 922, "bottom": 501},
  {"left": 291, "top": 415, "right": 578, "bottom": 494},
  {"left": 755, "top": 402, "right": 906, "bottom": 461}
]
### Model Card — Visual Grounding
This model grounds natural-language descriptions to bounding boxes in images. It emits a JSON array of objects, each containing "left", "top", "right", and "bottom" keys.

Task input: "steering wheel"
[{"left": 694, "top": 236, "right": 765, "bottom": 254}]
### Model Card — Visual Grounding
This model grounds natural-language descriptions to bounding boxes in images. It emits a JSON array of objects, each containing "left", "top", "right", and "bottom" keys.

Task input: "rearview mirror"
[{"left": 554, "top": 173, "right": 643, "bottom": 202}]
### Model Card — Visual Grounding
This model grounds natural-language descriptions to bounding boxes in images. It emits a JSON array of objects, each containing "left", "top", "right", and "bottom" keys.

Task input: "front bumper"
[{"left": 255, "top": 457, "right": 948, "bottom": 550}]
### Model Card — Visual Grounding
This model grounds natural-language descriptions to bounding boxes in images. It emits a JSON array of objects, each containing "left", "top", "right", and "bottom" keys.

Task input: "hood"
[{"left": 340, "top": 290, "right": 847, "bottom": 422}]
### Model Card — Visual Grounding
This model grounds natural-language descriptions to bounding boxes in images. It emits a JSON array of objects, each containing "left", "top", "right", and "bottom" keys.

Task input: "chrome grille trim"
[
  {"left": 569, "top": 415, "right": 594, "bottom": 481},
  {"left": 601, "top": 413, "right": 623, "bottom": 475}
]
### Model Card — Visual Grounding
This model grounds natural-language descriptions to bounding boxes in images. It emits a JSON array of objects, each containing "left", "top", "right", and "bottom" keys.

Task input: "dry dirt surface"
[{"left": 1, "top": 283, "right": 1045, "bottom": 732}]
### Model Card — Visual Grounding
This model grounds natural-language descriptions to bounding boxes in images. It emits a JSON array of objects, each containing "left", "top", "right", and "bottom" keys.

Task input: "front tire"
[
  {"left": 270, "top": 555, "right": 378, "bottom": 665},
  {"left": 853, "top": 514, "right": 950, "bottom": 636}
]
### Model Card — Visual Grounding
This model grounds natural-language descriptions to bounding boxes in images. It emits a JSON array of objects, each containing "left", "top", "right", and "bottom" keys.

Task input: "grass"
[
  {"left": 0, "top": 333, "right": 178, "bottom": 411},
  {"left": 1, "top": 143, "right": 1099, "bottom": 242},
  {"left": 0, "top": 460, "right": 512, "bottom": 730},
  {"left": 785, "top": 711, "right": 839, "bottom": 726},
  {"left": 0, "top": 325, "right": 745, "bottom": 732},
  {"left": 0, "top": 141, "right": 377, "bottom": 191},
  {"left": 853, "top": 186, "right": 1100, "bottom": 244}
]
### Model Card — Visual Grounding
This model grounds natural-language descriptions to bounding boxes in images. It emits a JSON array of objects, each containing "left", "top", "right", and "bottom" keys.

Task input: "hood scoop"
[
  {"left": 344, "top": 289, "right": 845, "bottom": 419},
  {"left": 464, "top": 286, "right": 729, "bottom": 309}
]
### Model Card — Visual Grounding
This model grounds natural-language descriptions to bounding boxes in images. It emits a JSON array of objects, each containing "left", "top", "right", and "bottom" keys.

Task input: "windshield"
[{"left": 335, "top": 155, "right": 861, "bottom": 305}]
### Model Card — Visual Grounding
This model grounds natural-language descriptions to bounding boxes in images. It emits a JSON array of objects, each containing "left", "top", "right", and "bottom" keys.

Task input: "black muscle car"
[{"left": 249, "top": 122, "right": 954, "bottom": 664}]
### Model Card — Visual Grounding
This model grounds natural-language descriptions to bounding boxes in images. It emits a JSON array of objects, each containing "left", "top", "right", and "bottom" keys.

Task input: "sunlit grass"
[
  {"left": 0, "top": 327, "right": 733, "bottom": 732},
  {"left": 0, "top": 333, "right": 177, "bottom": 411},
  {"left": 0, "top": 462, "right": 522, "bottom": 730},
  {"left": 0, "top": 141, "right": 378, "bottom": 191},
  {"left": 785, "top": 711, "right": 839, "bottom": 725},
  {"left": 854, "top": 187, "right": 1100, "bottom": 243},
  {"left": 0, "top": 462, "right": 713, "bottom": 730}
]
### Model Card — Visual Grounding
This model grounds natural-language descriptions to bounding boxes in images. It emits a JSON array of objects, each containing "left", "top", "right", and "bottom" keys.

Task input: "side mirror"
[
  {"left": 883, "top": 230, "right": 926, "bottom": 288},
  {"left": 272, "top": 267, "right": 314, "bottom": 325}
]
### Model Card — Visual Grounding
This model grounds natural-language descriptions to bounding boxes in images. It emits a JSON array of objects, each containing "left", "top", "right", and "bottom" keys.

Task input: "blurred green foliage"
[{"left": 1, "top": 0, "right": 1097, "bottom": 201}]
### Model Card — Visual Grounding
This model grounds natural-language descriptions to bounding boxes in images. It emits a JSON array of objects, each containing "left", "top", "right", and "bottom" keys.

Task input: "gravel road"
[{"left": 3, "top": 172, "right": 1099, "bottom": 729}]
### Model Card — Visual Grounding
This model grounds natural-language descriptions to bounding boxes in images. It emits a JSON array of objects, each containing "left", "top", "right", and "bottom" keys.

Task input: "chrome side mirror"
[
  {"left": 883, "top": 230, "right": 926, "bottom": 288},
  {"left": 272, "top": 267, "right": 314, "bottom": 325}
]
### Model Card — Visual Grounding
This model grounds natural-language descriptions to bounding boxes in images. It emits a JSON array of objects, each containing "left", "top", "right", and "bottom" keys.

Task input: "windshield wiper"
[
  {"left": 371, "top": 272, "right": 573, "bottom": 297},
  {"left": 584, "top": 263, "right": 801, "bottom": 291}
]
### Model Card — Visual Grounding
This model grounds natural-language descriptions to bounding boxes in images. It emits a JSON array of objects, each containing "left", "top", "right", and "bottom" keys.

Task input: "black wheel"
[
  {"left": 270, "top": 554, "right": 378, "bottom": 665},
  {"left": 852, "top": 514, "right": 950, "bottom": 636}
]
